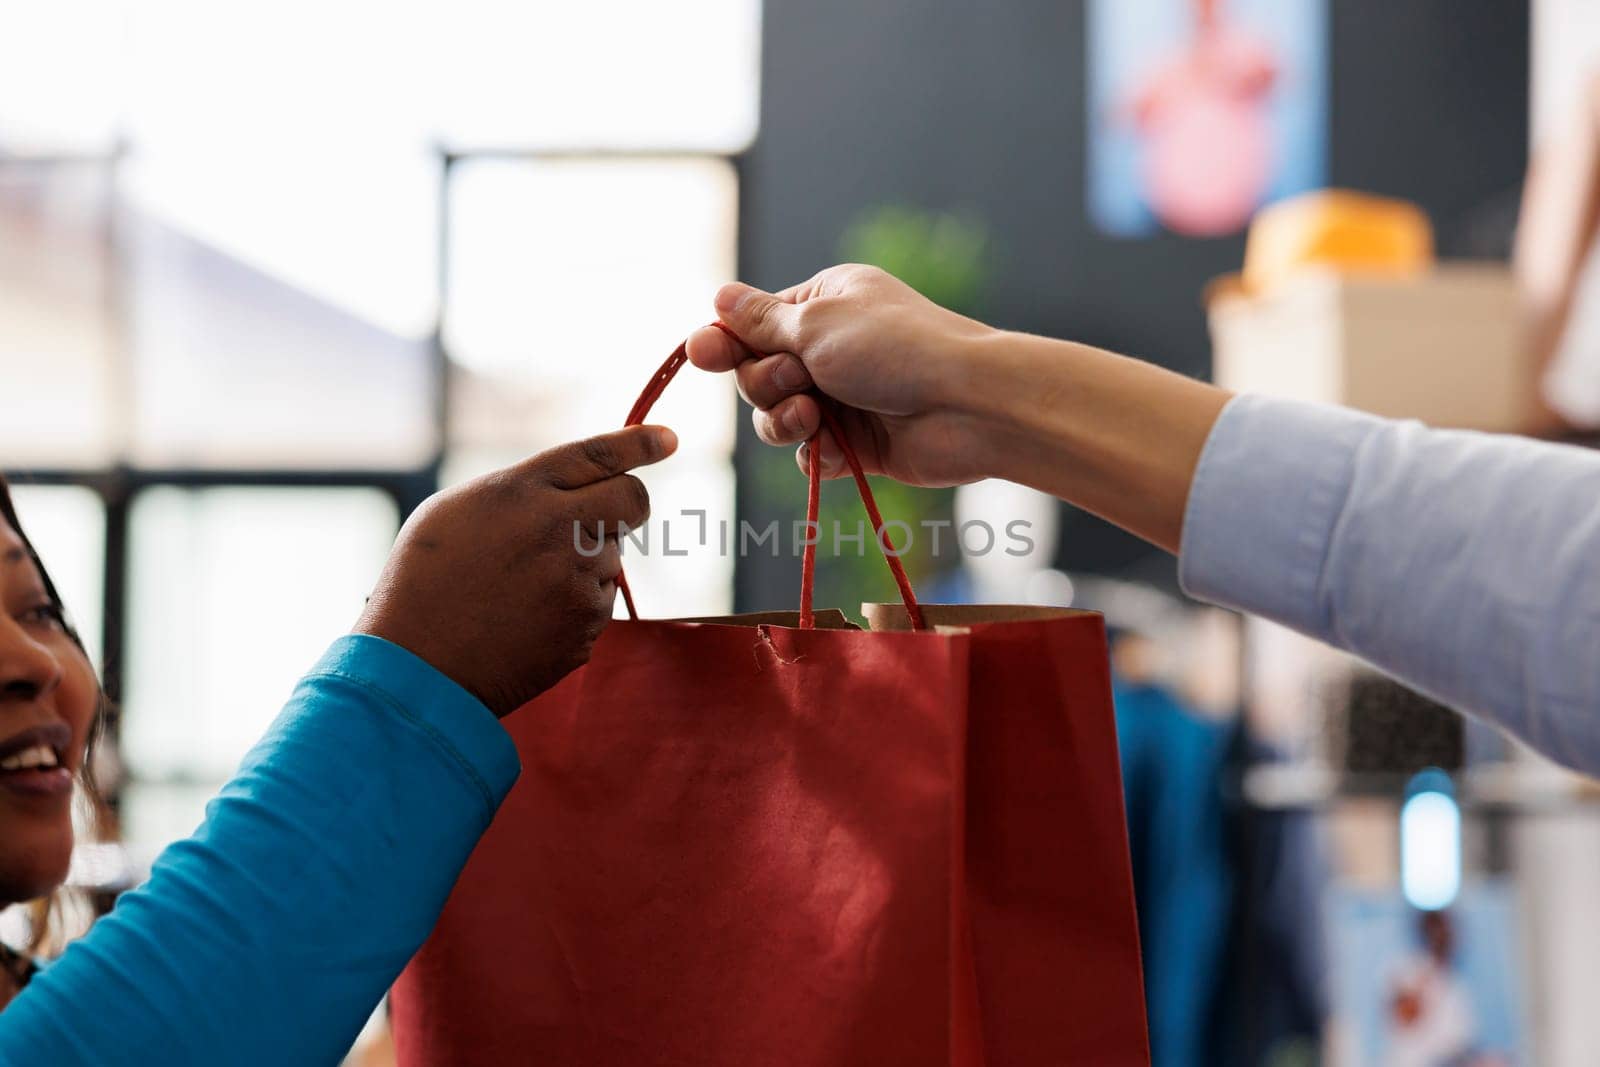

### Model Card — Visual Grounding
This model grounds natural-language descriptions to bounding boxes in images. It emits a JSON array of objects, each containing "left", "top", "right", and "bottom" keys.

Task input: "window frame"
[{"left": 4, "top": 143, "right": 744, "bottom": 834}]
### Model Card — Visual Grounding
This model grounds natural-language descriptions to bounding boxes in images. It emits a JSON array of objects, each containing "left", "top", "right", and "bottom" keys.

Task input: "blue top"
[
  {"left": 1182, "top": 394, "right": 1600, "bottom": 774},
  {"left": 0, "top": 635, "right": 520, "bottom": 1066}
]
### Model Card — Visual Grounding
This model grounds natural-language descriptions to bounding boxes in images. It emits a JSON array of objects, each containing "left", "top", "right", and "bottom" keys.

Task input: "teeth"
[{"left": 0, "top": 745, "right": 58, "bottom": 771}]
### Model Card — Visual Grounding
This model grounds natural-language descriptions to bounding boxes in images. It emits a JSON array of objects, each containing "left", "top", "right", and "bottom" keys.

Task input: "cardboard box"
[{"left": 1207, "top": 265, "right": 1530, "bottom": 432}]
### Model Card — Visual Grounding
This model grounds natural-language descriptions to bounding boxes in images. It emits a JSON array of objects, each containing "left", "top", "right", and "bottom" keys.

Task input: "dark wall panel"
[{"left": 736, "top": 0, "right": 1528, "bottom": 609}]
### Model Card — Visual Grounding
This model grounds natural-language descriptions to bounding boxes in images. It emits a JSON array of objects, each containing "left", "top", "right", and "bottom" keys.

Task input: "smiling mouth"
[
  {"left": 0, "top": 744, "right": 62, "bottom": 772},
  {"left": 0, "top": 723, "right": 74, "bottom": 799}
]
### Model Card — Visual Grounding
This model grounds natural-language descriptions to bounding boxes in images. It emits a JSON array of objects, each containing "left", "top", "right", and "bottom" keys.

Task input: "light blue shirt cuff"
[
  {"left": 1178, "top": 393, "right": 1379, "bottom": 633},
  {"left": 1176, "top": 392, "right": 1600, "bottom": 773}
]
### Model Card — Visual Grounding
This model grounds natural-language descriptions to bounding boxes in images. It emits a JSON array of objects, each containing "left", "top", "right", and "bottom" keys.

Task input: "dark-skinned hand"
[{"left": 355, "top": 425, "right": 676, "bottom": 717}]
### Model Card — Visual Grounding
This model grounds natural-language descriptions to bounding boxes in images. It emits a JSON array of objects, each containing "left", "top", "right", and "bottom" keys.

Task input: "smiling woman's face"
[{"left": 0, "top": 519, "right": 98, "bottom": 905}]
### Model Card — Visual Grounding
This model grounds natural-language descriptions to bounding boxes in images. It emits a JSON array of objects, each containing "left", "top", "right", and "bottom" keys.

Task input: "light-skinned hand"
[{"left": 685, "top": 264, "right": 1003, "bottom": 487}]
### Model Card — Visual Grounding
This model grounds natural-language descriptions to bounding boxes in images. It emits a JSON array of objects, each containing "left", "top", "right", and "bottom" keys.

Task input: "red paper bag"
[
  {"left": 391, "top": 334, "right": 1149, "bottom": 1065},
  {"left": 392, "top": 604, "right": 1147, "bottom": 1065}
]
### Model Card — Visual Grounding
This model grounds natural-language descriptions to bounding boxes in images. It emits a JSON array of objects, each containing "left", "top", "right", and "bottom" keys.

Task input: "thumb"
[{"left": 714, "top": 282, "right": 803, "bottom": 354}]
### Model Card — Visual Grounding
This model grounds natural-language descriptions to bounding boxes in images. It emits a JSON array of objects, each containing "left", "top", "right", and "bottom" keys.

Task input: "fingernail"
[
  {"left": 772, "top": 357, "right": 806, "bottom": 391},
  {"left": 782, "top": 403, "right": 806, "bottom": 436},
  {"left": 656, "top": 427, "right": 679, "bottom": 454},
  {"left": 715, "top": 282, "right": 754, "bottom": 316}
]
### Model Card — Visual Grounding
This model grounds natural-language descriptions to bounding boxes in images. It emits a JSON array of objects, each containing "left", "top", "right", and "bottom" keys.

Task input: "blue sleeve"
[
  {"left": 1180, "top": 393, "right": 1600, "bottom": 773},
  {"left": 0, "top": 635, "right": 521, "bottom": 1066}
]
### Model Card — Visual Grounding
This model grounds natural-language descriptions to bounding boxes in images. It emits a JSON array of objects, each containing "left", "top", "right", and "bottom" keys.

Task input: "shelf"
[{"left": 1241, "top": 762, "right": 1600, "bottom": 815}]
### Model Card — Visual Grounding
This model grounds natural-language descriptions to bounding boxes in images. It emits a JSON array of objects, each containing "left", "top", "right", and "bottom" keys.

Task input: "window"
[
  {"left": 121, "top": 213, "right": 439, "bottom": 470},
  {"left": 0, "top": 0, "right": 757, "bottom": 882},
  {"left": 443, "top": 153, "right": 739, "bottom": 616},
  {"left": 6, "top": 485, "right": 107, "bottom": 668},
  {"left": 120, "top": 487, "right": 396, "bottom": 851}
]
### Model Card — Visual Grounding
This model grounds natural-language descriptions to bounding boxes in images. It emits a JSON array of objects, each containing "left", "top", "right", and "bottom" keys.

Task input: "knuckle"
[
  {"left": 523, "top": 445, "right": 562, "bottom": 481},
  {"left": 747, "top": 295, "right": 774, "bottom": 328},
  {"left": 777, "top": 353, "right": 813, "bottom": 395},
  {"left": 402, "top": 487, "right": 458, "bottom": 534},
  {"left": 405, "top": 491, "right": 446, "bottom": 527},
  {"left": 481, "top": 469, "right": 522, "bottom": 501},
  {"left": 734, "top": 356, "right": 761, "bottom": 390},
  {"left": 568, "top": 574, "right": 611, "bottom": 624},
  {"left": 737, "top": 360, "right": 777, "bottom": 406},
  {"left": 584, "top": 540, "right": 621, "bottom": 576},
  {"left": 753, "top": 407, "right": 780, "bottom": 445},
  {"left": 568, "top": 514, "right": 599, "bottom": 551},
  {"left": 734, "top": 375, "right": 758, "bottom": 410},
  {"left": 844, "top": 262, "right": 886, "bottom": 287},
  {"left": 578, "top": 435, "right": 620, "bottom": 474},
  {"left": 621, "top": 475, "right": 651, "bottom": 520}
]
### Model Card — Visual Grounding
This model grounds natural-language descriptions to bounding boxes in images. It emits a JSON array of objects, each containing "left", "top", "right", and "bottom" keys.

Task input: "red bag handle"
[{"left": 615, "top": 322, "right": 927, "bottom": 631}]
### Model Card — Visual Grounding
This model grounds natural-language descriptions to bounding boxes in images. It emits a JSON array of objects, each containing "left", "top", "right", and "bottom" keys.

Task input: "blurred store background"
[{"left": 3, "top": 0, "right": 1600, "bottom": 1064}]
